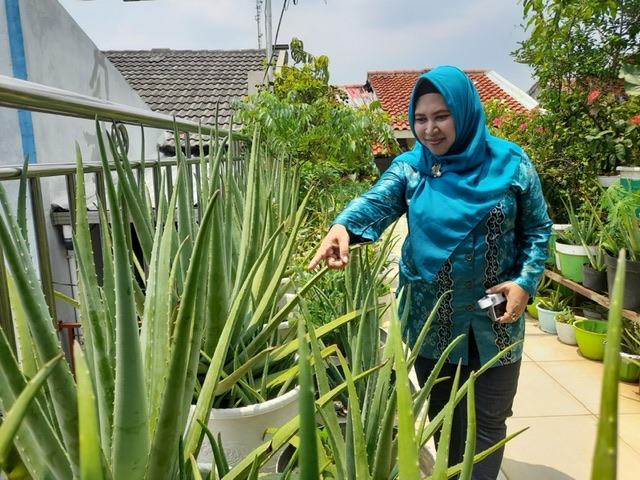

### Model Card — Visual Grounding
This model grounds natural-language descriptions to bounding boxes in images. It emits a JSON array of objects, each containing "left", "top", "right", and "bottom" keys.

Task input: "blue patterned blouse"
[{"left": 333, "top": 153, "right": 552, "bottom": 367}]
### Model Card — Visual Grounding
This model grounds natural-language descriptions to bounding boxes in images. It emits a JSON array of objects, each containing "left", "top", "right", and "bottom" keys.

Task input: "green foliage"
[
  {"left": 537, "top": 283, "right": 574, "bottom": 312},
  {"left": 598, "top": 184, "right": 640, "bottom": 260},
  {"left": 506, "top": 0, "right": 640, "bottom": 219},
  {"left": 516, "top": 0, "right": 640, "bottom": 101},
  {"left": 554, "top": 308, "right": 576, "bottom": 325},
  {"left": 621, "top": 317, "right": 640, "bottom": 354},
  {"left": 233, "top": 38, "right": 398, "bottom": 192}
]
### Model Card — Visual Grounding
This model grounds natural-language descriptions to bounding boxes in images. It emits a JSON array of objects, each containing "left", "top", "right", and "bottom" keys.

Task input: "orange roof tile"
[{"left": 366, "top": 69, "right": 532, "bottom": 131}]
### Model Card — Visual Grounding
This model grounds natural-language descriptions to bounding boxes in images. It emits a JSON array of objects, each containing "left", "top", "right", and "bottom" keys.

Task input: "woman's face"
[{"left": 413, "top": 93, "right": 456, "bottom": 156}]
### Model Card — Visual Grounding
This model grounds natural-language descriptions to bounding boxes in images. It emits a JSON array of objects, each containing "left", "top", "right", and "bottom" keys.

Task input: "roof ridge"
[
  {"left": 367, "top": 68, "right": 491, "bottom": 77},
  {"left": 102, "top": 48, "right": 267, "bottom": 54}
]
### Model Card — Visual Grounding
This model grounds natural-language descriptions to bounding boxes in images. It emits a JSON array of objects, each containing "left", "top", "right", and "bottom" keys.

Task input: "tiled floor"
[
  {"left": 502, "top": 316, "right": 640, "bottom": 480},
  {"left": 386, "top": 216, "right": 640, "bottom": 479}
]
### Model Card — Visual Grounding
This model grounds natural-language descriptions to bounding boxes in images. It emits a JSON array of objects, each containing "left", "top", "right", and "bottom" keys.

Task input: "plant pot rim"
[
  {"left": 621, "top": 351, "right": 640, "bottom": 360},
  {"left": 536, "top": 302, "right": 564, "bottom": 314},
  {"left": 209, "top": 385, "right": 300, "bottom": 419},
  {"left": 554, "top": 241, "right": 599, "bottom": 255}
]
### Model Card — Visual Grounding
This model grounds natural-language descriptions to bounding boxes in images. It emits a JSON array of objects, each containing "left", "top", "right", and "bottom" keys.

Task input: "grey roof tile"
[{"left": 103, "top": 48, "right": 268, "bottom": 131}]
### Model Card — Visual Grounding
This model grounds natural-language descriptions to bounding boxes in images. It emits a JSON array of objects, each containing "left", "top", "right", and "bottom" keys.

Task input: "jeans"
[{"left": 414, "top": 335, "right": 521, "bottom": 480}]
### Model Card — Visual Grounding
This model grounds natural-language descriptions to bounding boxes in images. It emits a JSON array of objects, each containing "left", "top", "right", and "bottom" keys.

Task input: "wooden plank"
[{"left": 544, "top": 270, "right": 640, "bottom": 324}]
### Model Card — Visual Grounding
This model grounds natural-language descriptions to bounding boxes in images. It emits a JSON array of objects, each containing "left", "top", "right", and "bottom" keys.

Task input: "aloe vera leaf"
[
  {"left": 337, "top": 350, "right": 370, "bottom": 479},
  {"left": 105, "top": 130, "right": 154, "bottom": 260},
  {"left": 96, "top": 122, "right": 150, "bottom": 479},
  {"left": 174, "top": 142, "right": 196, "bottom": 285},
  {"left": 140, "top": 171, "right": 177, "bottom": 438},
  {"left": 433, "top": 362, "right": 462, "bottom": 476},
  {"left": 214, "top": 348, "right": 274, "bottom": 396},
  {"left": 458, "top": 372, "right": 477, "bottom": 480},
  {"left": 0, "top": 182, "right": 80, "bottom": 476},
  {"left": 201, "top": 188, "right": 230, "bottom": 356},
  {"left": 0, "top": 352, "right": 62, "bottom": 471},
  {"left": 265, "top": 345, "right": 338, "bottom": 390},
  {"left": 74, "top": 344, "right": 108, "bottom": 480},
  {"left": 390, "top": 312, "right": 421, "bottom": 480},
  {"left": 146, "top": 191, "right": 220, "bottom": 479},
  {"left": 16, "top": 156, "right": 29, "bottom": 249},
  {"left": 0, "top": 329, "right": 71, "bottom": 479},
  {"left": 306, "top": 319, "right": 347, "bottom": 476},
  {"left": 5, "top": 271, "right": 38, "bottom": 380},
  {"left": 296, "top": 318, "right": 320, "bottom": 480},
  {"left": 73, "top": 145, "right": 115, "bottom": 455},
  {"left": 265, "top": 308, "right": 366, "bottom": 362},
  {"left": 231, "top": 128, "right": 263, "bottom": 298},
  {"left": 591, "top": 250, "right": 625, "bottom": 480}
]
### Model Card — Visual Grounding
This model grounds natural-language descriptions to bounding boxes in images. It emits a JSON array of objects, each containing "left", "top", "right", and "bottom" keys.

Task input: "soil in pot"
[{"left": 605, "top": 254, "right": 640, "bottom": 311}]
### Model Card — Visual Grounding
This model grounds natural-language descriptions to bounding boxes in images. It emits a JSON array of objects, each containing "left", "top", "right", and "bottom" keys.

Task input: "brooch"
[{"left": 431, "top": 163, "right": 442, "bottom": 177}]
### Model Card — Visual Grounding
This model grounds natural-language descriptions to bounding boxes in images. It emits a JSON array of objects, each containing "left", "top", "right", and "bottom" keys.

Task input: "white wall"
[{"left": 0, "top": 0, "right": 165, "bottom": 327}]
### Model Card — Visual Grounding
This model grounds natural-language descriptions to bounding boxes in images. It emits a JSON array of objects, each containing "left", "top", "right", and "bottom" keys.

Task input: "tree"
[
  {"left": 233, "top": 38, "right": 397, "bottom": 187},
  {"left": 510, "top": 0, "right": 640, "bottom": 219}
]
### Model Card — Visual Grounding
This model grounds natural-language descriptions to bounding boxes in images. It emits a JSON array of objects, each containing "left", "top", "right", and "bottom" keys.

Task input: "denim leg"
[{"left": 469, "top": 359, "right": 521, "bottom": 480}]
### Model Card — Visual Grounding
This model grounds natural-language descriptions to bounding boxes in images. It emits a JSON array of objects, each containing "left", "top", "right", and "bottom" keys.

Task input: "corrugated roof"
[
  {"left": 103, "top": 48, "right": 269, "bottom": 130},
  {"left": 364, "top": 69, "right": 537, "bottom": 131}
]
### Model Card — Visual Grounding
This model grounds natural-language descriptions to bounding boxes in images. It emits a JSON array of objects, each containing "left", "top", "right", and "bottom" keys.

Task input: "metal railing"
[{"left": 0, "top": 74, "right": 249, "bottom": 355}]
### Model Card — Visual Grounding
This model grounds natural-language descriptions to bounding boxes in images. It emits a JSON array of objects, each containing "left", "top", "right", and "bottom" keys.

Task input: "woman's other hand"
[
  {"left": 308, "top": 224, "right": 351, "bottom": 270},
  {"left": 486, "top": 281, "right": 530, "bottom": 324}
]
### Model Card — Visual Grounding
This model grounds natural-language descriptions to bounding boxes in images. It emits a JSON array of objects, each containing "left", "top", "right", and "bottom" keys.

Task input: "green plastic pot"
[
  {"left": 574, "top": 319, "right": 608, "bottom": 360},
  {"left": 620, "top": 353, "right": 640, "bottom": 383},
  {"left": 555, "top": 242, "right": 598, "bottom": 283}
]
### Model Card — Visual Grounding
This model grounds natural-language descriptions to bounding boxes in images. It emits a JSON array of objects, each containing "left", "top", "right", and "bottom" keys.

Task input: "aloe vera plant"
[
  {"left": 591, "top": 249, "right": 626, "bottom": 480},
  {"left": 265, "top": 291, "right": 527, "bottom": 480},
  {"left": 0, "top": 117, "right": 327, "bottom": 478}
]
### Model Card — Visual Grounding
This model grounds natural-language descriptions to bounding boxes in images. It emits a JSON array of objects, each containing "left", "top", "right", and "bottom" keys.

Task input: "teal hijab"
[{"left": 397, "top": 65, "right": 523, "bottom": 281}]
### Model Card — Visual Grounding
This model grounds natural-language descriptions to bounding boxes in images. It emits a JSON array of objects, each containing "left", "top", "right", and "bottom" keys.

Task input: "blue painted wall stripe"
[{"left": 5, "top": 0, "right": 37, "bottom": 164}]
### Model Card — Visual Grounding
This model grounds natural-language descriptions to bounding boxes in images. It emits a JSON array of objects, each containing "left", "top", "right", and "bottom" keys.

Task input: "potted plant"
[
  {"left": 0, "top": 122, "right": 327, "bottom": 478},
  {"left": 554, "top": 197, "right": 600, "bottom": 283},
  {"left": 536, "top": 283, "right": 574, "bottom": 334},
  {"left": 219, "top": 291, "right": 527, "bottom": 480},
  {"left": 620, "top": 318, "right": 640, "bottom": 382},
  {"left": 598, "top": 184, "right": 640, "bottom": 310},
  {"left": 554, "top": 308, "right": 579, "bottom": 345},
  {"left": 0, "top": 126, "right": 221, "bottom": 478}
]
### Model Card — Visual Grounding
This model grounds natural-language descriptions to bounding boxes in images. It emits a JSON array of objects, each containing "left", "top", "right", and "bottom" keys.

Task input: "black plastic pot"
[
  {"left": 605, "top": 254, "right": 640, "bottom": 311},
  {"left": 583, "top": 264, "right": 608, "bottom": 293}
]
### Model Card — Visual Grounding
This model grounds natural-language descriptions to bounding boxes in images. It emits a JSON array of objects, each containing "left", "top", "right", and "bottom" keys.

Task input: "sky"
[{"left": 58, "top": 0, "right": 536, "bottom": 93}]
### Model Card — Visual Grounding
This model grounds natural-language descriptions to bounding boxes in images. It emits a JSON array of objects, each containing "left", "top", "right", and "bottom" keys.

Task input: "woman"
[{"left": 308, "top": 65, "right": 551, "bottom": 479}]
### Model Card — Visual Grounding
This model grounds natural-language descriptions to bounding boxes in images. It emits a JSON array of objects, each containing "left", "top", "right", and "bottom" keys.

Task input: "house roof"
[
  {"left": 103, "top": 48, "right": 270, "bottom": 130},
  {"left": 349, "top": 69, "right": 538, "bottom": 132}
]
